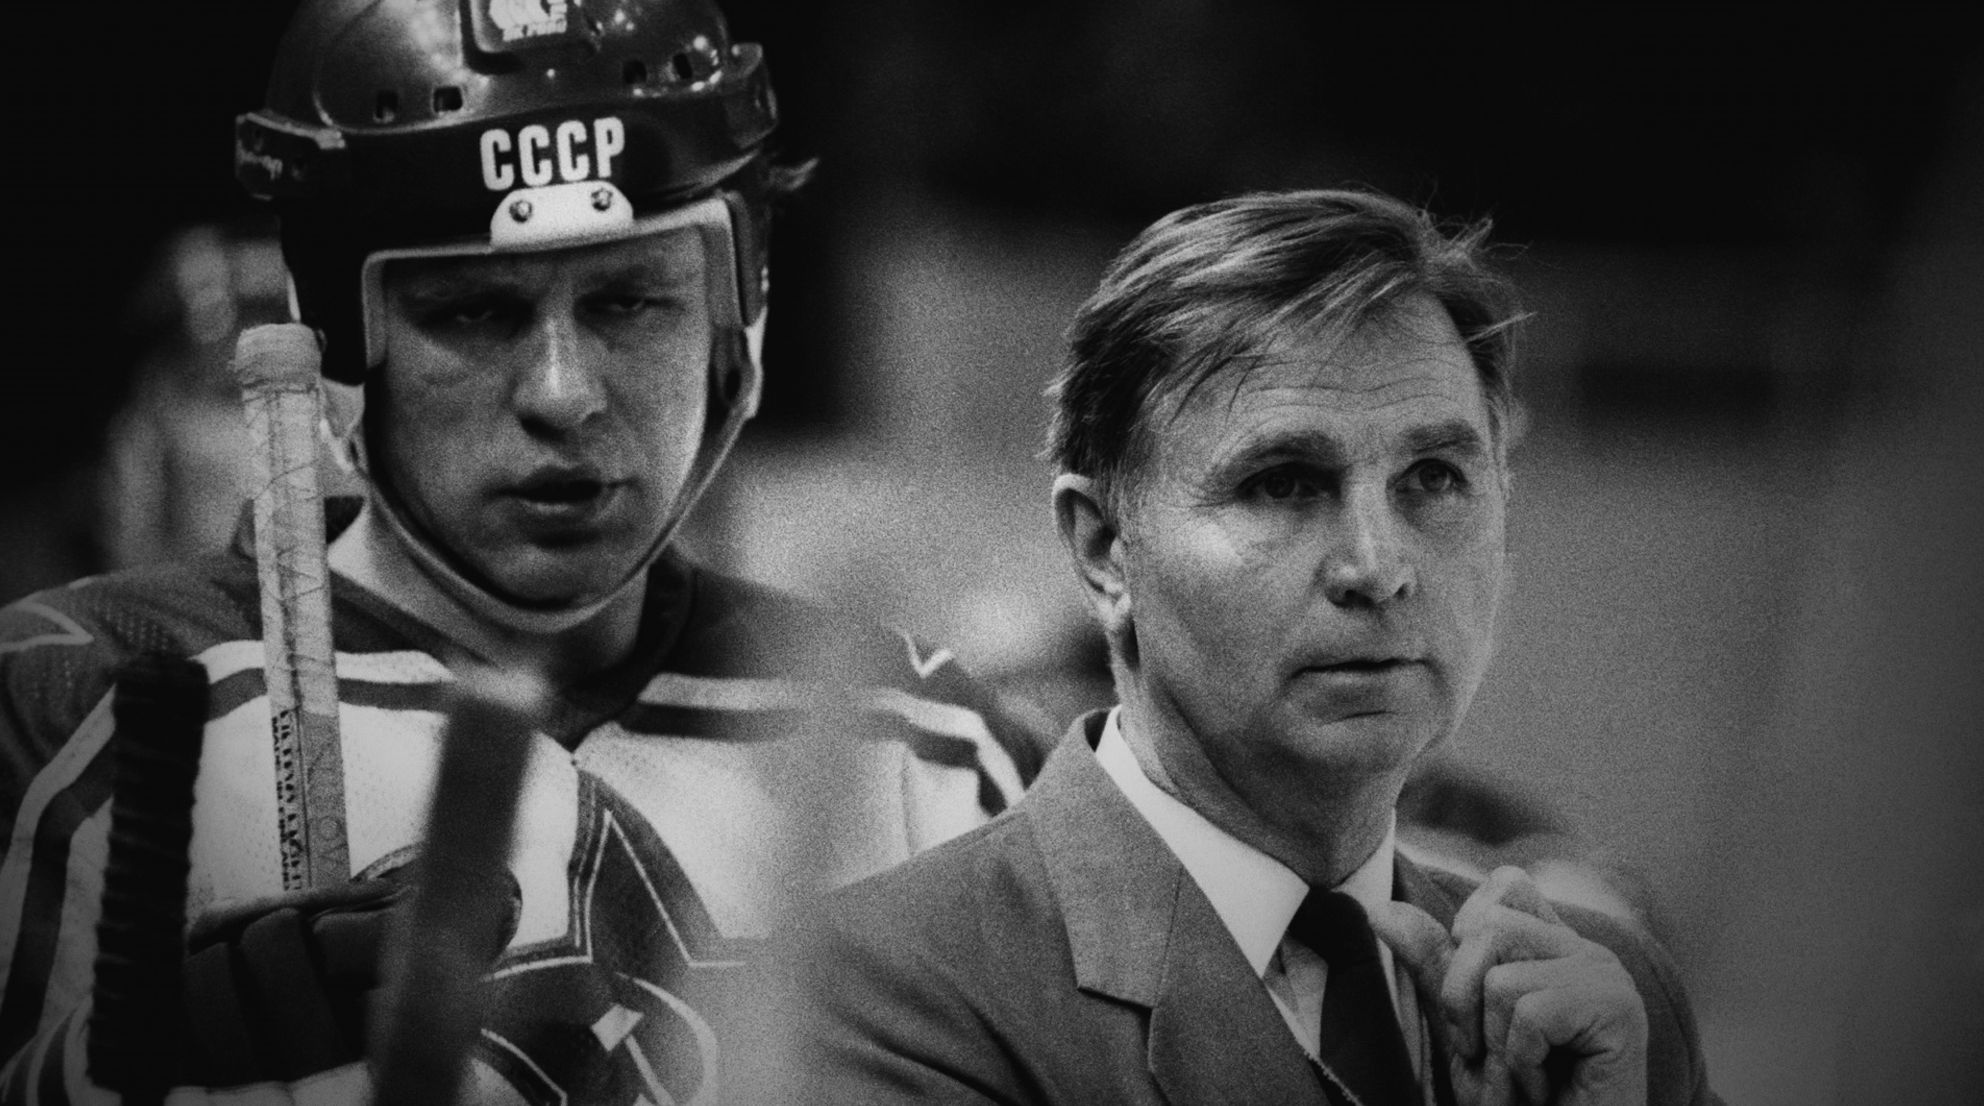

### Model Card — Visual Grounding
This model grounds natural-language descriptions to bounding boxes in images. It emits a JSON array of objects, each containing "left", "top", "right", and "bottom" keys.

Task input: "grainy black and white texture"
[{"left": 1, "top": 6, "right": 1979, "bottom": 1102}]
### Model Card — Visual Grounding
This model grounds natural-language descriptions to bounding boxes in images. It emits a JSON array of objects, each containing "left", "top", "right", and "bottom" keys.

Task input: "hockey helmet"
[
  {"left": 234, "top": 0, "right": 782, "bottom": 632},
  {"left": 237, "top": 0, "right": 777, "bottom": 386}
]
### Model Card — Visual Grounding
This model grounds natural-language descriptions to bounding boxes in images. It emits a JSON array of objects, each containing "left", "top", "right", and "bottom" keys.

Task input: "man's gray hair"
[{"left": 1046, "top": 188, "right": 1522, "bottom": 511}]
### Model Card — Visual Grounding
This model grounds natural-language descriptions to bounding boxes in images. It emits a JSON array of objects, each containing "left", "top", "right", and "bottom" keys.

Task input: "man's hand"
[
  {"left": 1372, "top": 866, "right": 1649, "bottom": 1106},
  {"left": 176, "top": 877, "right": 405, "bottom": 1088}
]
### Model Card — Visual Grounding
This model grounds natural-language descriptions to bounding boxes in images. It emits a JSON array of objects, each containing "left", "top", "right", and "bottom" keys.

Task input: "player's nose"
[{"left": 511, "top": 311, "right": 607, "bottom": 434}]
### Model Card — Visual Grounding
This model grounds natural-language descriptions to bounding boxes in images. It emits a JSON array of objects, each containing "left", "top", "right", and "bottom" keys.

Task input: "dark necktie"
[{"left": 1289, "top": 890, "right": 1418, "bottom": 1106}]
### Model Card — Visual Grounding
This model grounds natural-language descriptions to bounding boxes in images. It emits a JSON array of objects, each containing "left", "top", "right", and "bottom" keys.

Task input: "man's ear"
[{"left": 1053, "top": 474, "right": 1131, "bottom": 644}]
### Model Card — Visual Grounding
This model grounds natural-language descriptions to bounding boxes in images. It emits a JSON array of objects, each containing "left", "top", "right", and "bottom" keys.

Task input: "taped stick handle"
[
  {"left": 370, "top": 667, "right": 542, "bottom": 1106},
  {"left": 232, "top": 323, "right": 348, "bottom": 890},
  {"left": 86, "top": 656, "right": 208, "bottom": 1105}
]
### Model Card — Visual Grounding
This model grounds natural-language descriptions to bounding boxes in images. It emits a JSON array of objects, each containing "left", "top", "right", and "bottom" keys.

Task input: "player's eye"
[
  {"left": 595, "top": 294, "right": 663, "bottom": 316},
  {"left": 415, "top": 294, "right": 519, "bottom": 330},
  {"left": 585, "top": 283, "right": 693, "bottom": 320}
]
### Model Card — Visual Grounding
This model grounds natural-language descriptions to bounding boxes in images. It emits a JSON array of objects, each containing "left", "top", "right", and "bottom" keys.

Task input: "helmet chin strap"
[{"left": 336, "top": 321, "right": 764, "bottom": 637}]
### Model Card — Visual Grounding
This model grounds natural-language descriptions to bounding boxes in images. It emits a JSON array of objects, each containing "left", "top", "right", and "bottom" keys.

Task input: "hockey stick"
[
  {"left": 86, "top": 656, "right": 208, "bottom": 1106},
  {"left": 231, "top": 323, "right": 349, "bottom": 890},
  {"left": 370, "top": 666, "right": 542, "bottom": 1106}
]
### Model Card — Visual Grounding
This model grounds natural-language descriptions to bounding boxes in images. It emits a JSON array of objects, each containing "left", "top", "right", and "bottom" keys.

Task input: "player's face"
[
  {"left": 372, "top": 228, "right": 711, "bottom": 607},
  {"left": 1118, "top": 294, "right": 1508, "bottom": 832}
]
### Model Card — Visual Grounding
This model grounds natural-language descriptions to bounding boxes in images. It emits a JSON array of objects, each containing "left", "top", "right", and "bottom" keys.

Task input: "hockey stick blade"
[{"left": 370, "top": 665, "right": 543, "bottom": 1106}]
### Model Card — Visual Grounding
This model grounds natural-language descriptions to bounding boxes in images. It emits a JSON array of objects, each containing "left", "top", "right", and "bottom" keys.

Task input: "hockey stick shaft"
[
  {"left": 86, "top": 656, "right": 208, "bottom": 1104},
  {"left": 232, "top": 323, "right": 348, "bottom": 890},
  {"left": 371, "top": 667, "right": 541, "bottom": 1106}
]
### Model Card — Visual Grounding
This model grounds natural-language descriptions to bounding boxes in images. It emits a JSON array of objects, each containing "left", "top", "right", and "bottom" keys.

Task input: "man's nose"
[
  {"left": 1323, "top": 486, "right": 1415, "bottom": 608},
  {"left": 511, "top": 313, "right": 607, "bottom": 433}
]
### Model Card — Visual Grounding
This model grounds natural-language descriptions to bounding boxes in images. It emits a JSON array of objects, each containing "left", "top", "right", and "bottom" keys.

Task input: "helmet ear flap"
[
  {"left": 711, "top": 354, "right": 743, "bottom": 410},
  {"left": 711, "top": 322, "right": 762, "bottom": 422}
]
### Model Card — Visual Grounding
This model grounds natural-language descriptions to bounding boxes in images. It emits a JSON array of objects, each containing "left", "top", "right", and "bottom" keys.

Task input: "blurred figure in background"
[{"left": 94, "top": 224, "right": 357, "bottom": 570}]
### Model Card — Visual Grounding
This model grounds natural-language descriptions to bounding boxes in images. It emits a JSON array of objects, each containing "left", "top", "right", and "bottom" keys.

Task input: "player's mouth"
[{"left": 504, "top": 468, "right": 624, "bottom": 527}]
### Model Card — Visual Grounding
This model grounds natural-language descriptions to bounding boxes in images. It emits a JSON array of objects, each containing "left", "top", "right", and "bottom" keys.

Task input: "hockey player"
[{"left": 0, "top": 0, "right": 1044, "bottom": 1101}]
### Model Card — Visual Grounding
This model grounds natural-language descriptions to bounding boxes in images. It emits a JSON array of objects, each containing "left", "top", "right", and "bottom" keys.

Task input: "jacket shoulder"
[
  {"left": 823, "top": 807, "right": 1051, "bottom": 939},
  {"left": 749, "top": 811, "right": 1074, "bottom": 1103},
  {"left": 796, "top": 807, "right": 1074, "bottom": 1019}
]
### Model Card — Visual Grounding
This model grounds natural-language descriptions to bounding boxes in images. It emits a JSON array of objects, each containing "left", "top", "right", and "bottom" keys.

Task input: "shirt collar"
[{"left": 1095, "top": 707, "right": 1397, "bottom": 977}]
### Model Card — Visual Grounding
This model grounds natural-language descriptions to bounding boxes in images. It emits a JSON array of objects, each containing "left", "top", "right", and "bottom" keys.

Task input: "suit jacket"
[{"left": 747, "top": 713, "right": 1718, "bottom": 1105}]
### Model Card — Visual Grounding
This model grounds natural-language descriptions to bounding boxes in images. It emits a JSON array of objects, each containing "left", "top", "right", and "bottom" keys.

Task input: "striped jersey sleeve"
[
  {"left": 646, "top": 562, "right": 1048, "bottom": 813},
  {"left": 0, "top": 562, "right": 249, "bottom": 1070}
]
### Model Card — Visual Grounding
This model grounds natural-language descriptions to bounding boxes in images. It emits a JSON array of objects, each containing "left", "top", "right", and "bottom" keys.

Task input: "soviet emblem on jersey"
[
  {"left": 486, "top": 0, "right": 570, "bottom": 42},
  {"left": 476, "top": 774, "right": 752, "bottom": 1105}
]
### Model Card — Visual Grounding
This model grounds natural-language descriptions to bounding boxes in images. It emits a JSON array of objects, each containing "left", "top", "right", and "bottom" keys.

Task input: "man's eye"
[
  {"left": 1249, "top": 469, "right": 1319, "bottom": 501},
  {"left": 590, "top": 292, "right": 682, "bottom": 318},
  {"left": 1404, "top": 460, "right": 1463, "bottom": 495},
  {"left": 418, "top": 298, "right": 512, "bottom": 328}
]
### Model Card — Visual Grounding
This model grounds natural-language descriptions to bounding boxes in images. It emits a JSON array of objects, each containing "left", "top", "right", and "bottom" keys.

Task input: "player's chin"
[{"left": 478, "top": 540, "right": 649, "bottom": 611}]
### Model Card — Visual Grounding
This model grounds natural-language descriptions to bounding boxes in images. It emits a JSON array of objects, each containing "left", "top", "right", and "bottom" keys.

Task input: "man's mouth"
[
  {"left": 515, "top": 475, "right": 609, "bottom": 504},
  {"left": 1299, "top": 652, "right": 1424, "bottom": 681},
  {"left": 503, "top": 468, "right": 624, "bottom": 527},
  {"left": 1316, "top": 658, "right": 1407, "bottom": 673}
]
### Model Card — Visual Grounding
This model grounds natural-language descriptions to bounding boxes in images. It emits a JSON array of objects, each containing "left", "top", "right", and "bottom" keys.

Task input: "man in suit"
[{"left": 751, "top": 189, "right": 1719, "bottom": 1105}]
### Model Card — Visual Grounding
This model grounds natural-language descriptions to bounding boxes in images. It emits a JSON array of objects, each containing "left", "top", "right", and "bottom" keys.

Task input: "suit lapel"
[
  {"left": 1145, "top": 883, "right": 1326, "bottom": 1105},
  {"left": 1026, "top": 714, "right": 1326, "bottom": 1105},
  {"left": 1395, "top": 853, "right": 1466, "bottom": 1106},
  {"left": 1393, "top": 852, "right": 1463, "bottom": 929}
]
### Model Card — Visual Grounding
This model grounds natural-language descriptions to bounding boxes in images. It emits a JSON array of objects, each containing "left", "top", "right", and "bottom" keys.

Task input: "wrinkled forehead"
[
  {"left": 1158, "top": 294, "right": 1482, "bottom": 428},
  {"left": 1110, "top": 295, "right": 1498, "bottom": 494}
]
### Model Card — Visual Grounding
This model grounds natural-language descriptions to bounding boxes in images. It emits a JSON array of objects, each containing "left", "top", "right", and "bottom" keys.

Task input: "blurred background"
[{"left": 4, "top": 3, "right": 1980, "bottom": 1100}]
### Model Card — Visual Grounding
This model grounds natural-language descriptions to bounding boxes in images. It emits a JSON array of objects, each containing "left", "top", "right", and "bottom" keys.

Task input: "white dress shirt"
[{"left": 1095, "top": 709, "right": 1432, "bottom": 1096}]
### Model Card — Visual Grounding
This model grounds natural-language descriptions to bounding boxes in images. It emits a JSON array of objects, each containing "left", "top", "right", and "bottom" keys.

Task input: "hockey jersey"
[{"left": 0, "top": 538, "right": 1045, "bottom": 1103}]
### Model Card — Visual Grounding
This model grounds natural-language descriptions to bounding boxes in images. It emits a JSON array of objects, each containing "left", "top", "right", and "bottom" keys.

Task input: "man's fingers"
[
  {"left": 1371, "top": 899, "right": 1477, "bottom": 1058},
  {"left": 1370, "top": 898, "right": 1457, "bottom": 1043},
  {"left": 1370, "top": 899, "right": 1453, "bottom": 984},
  {"left": 1508, "top": 1035, "right": 1550, "bottom": 1105},
  {"left": 1483, "top": 953, "right": 1649, "bottom": 1105},
  {"left": 1478, "top": 1051, "right": 1516, "bottom": 1106},
  {"left": 1445, "top": 1032, "right": 1527, "bottom": 1106},
  {"left": 1442, "top": 901, "right": 1581, "bottom": 1061},
  {"left": 1486, "top": 961, "right": 1558, "bottom": 1103},
  {"left": 1497, "top": 866, "right": 1560, "bottom": 925},
  {"left": 1476, "top": 941, "right": 1593, "bottom": 1080},
  {"left": 1502, "top": 985, "right": 1649, "bottom": 1103},
  {"left": 1456, "top": 866, "right": 1562, "bottom": 937},
  {"left": 1395, "top": 868, "right": 1649, "bottom": 1106},
  {"left": 187, "top": 877, "right": 401, "bottom": 947},
  {"left": 1377, "top": 897, "right": 1574, "bottom": 1062},
  {"left": 1484, "top": 951, "right": 1641, "bottom": 1047}
]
